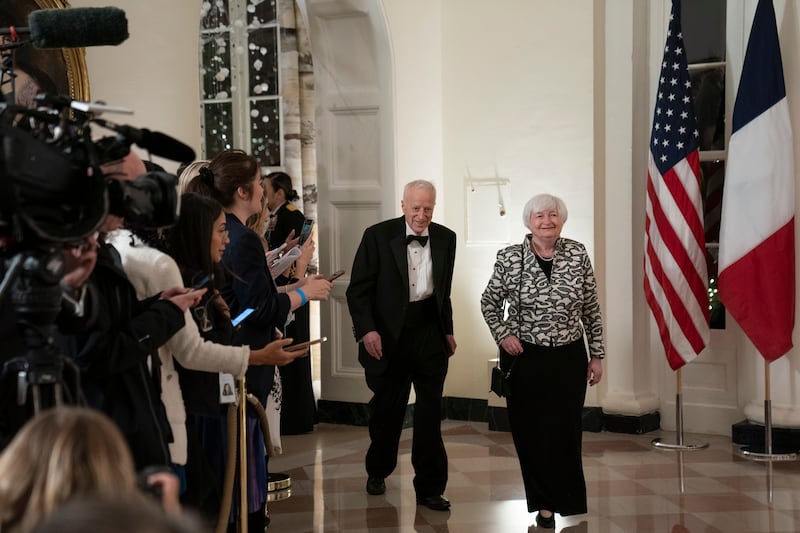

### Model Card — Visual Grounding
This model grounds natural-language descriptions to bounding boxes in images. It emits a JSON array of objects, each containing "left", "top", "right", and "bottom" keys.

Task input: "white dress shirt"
[{"left": 406, "top": 224, "right": 434, "bottom": 302}]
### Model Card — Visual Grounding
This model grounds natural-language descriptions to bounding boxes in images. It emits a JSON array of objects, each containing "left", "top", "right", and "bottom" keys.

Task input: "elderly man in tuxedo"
[{"left": 346, "top": 179, "right": 457, "bottom": 511}]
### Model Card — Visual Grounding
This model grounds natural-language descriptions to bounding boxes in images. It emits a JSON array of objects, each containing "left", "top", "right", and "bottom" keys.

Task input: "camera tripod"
[{"left": 0, "top": 245, "right": 83, "bottom": 417}]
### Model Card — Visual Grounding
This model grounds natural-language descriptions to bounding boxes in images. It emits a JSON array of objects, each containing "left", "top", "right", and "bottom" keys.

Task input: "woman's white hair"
[{"left": 522, "top": 193, "right": 568, "bottom": 230}]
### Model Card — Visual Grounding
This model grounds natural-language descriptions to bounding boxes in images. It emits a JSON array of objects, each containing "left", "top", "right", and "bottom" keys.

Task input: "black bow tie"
[{"left": 407, "top": 235, "right": 428, "bottom": 246}]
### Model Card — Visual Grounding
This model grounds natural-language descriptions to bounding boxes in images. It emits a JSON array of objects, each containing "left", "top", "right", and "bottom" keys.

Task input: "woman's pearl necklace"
[{"left": 531, "top": 238, "right": 555, "bottom": 262}]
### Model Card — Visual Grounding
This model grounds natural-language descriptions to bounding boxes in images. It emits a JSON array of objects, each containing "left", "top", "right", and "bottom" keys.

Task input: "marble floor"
[{"left": 266, "top": 421, "right": 800, "bottom": 532}]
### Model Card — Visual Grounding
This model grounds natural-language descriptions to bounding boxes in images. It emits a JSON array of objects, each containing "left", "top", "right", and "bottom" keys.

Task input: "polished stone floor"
[{"left": 267, "top": 421, "right": 800, "bottom": 532}]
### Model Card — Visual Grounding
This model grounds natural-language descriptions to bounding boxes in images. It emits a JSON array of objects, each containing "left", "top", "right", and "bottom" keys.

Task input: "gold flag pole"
[{"left": 237, "top": 377, "right": 248, "bottom": 532}]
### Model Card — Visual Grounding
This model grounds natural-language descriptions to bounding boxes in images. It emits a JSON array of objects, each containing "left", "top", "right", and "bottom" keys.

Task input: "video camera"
[
  {"left": 0, "top": 95, "right": 189, "bottom": 248},
  {"left": 0, "top": 92, "right": 195, "bottom": 419}
]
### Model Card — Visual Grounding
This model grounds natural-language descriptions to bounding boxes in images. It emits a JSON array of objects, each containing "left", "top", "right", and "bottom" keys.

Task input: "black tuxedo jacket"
[{"left": 346, "top": 216, "right": 456, "bottom": 374}]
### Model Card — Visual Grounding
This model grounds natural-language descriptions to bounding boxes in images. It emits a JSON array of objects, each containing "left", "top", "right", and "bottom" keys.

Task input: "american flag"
[{"left": 644, "top": 0, "right": 710, "bottom": 370}]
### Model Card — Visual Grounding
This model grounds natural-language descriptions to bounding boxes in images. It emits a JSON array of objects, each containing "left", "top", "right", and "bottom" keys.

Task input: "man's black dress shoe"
[
  {"left": 536, "top": 512, "right": 555, "bottom": 529},
  {"left": 366, "top": 477, "right": 385, "bottom": 495},
  {"left": 416, "top": 495, "right": 451, "bottom": 511}
]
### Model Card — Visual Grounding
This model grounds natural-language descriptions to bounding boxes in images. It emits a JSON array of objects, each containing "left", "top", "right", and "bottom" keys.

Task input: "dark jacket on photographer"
[{"left": 70, "top": 242, "right": 184, "bottom": 470}]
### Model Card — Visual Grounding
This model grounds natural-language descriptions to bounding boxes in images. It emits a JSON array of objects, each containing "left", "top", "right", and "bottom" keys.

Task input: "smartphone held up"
[
  {"left": 298, "top": 218, "right": 314, "bottom": 245},
  {"left": 326, "top": 270, "right": 345, "bottom": 282},
  {"left": 286, "top": 336, "right": 328, "bottom": 356}
]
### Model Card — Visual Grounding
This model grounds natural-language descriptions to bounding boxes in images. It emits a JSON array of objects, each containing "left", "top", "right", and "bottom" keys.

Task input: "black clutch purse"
[
  {"left": 488, "top": 244, "right": 524, "bottom": 399},
  {"left": 490, "top": 352, "right": 517, "bottom": 398}
]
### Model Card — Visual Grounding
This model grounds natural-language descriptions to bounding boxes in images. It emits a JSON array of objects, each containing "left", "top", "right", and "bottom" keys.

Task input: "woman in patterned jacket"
[{"left": 481, "top": 193, "right": 604, "bottom": 530}]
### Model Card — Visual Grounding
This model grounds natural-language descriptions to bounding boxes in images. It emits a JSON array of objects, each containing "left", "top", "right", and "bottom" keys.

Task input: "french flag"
[{"left": 718, "top": 0, "right": 795, "bottom": 362}]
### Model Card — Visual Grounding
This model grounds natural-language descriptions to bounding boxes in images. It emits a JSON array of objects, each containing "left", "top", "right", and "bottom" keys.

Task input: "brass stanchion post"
[{"left": 237, "top": 377, "right": 248, "bottom": 532}]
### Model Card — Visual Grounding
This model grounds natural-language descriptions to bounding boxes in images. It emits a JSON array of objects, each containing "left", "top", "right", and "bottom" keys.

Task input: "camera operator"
[{"left": 65, "top": 151, "right": 204, "bottom": 471}]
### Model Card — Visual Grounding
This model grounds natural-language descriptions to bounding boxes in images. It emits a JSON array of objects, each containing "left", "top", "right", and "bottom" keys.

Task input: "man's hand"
[
  {"left": 362, "top": 330, "right": 383, "bottom": 360},
  {"left": 446, "top": 334, "right": 457, "bottom": 356}
]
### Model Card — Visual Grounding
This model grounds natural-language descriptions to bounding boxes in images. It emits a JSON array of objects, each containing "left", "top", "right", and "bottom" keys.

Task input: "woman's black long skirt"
[{"left": 505, "top": 338, "right": 588, "bottom": 516}]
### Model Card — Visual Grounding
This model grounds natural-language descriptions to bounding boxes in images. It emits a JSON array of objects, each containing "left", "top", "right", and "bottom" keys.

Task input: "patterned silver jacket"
[{"left": 481, "top": 235, "right": 605, "bottom": 358}]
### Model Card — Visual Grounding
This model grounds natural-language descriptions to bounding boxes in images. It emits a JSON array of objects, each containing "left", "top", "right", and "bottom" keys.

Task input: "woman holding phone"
[
  {"left": 186, "top": 151, "right": 331, "bottom": 531},
  {"left": 263, "top": 171, "right": 319, "bottom": 435},
  {"left": 109, "top": 190, "right": 304, "bottom": 522},
  {"left": 164, "top": 192, "right": 303, "bottom": 525}
]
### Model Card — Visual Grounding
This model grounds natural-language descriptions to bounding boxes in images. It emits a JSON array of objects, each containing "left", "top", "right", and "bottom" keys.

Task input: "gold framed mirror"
[{"left": 0, "top": 0, "right": 90, "bottom": 105}]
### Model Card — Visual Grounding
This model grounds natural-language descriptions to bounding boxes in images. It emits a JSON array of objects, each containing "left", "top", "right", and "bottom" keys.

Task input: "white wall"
[
  {"left": 381, "top": 0, "right": 444, "bottom": 211},
  {"left": 69, "top": 0, "right": 202, "bottom": 172},
  {"left": 438, "top": 0, "right": 595, "bottom": 399}
]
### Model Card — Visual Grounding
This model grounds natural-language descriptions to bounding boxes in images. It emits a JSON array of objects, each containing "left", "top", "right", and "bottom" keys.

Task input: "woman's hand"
[
  {"left": 161, "top": 287, "right": 206, "bottom": 312},
  {"left": 587, "top": 357, "right": 603, "bottom": 386},
  {"left": 300, "top": 275, "right": 332, "bottom": 301},
  {"left": 146, "top": 471, "right": 182, "bottom": 515},
  {"left": 299, "top": 236, "right": 315, "bottom": 263},
  {"left": 250, "top": 337, "right": 305, "bottom": 366},
  {"left": 283, "top": 228, "right": 300, "bottom": 251},
  {"left": 500, "top": 335, "right": 523, "bottom": 356}
]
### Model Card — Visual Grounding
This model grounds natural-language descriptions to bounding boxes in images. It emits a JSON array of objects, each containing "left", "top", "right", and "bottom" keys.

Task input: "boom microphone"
[
  {"left": 28, "top": 7, "right": 129, "bottom": 48},
  {"left": 134, "top": 130, "right": 197, "bottom": 164},
  {"left": 95, "top": 119, "right": 196, "bottom": 163}
]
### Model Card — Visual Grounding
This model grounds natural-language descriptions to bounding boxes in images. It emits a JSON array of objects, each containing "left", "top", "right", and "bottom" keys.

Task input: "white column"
[{"left": 596, "top": 0, "right": 660, "bottom": 416}]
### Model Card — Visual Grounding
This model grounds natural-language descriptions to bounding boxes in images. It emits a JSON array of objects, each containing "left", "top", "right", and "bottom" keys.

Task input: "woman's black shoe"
[{"left": 536, "top": 512, "right": 555, "bottom": 529}]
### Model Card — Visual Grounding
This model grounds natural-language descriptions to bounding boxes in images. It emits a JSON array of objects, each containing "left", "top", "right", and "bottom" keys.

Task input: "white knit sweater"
[{"left": 108, "top": 230, "right": 249, "bottom": 465}]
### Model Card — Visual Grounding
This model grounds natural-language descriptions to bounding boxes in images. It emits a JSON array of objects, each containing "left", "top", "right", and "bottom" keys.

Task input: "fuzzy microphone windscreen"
[{"left": 28, "top": 7, "right": 128, "bottom": 48}]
